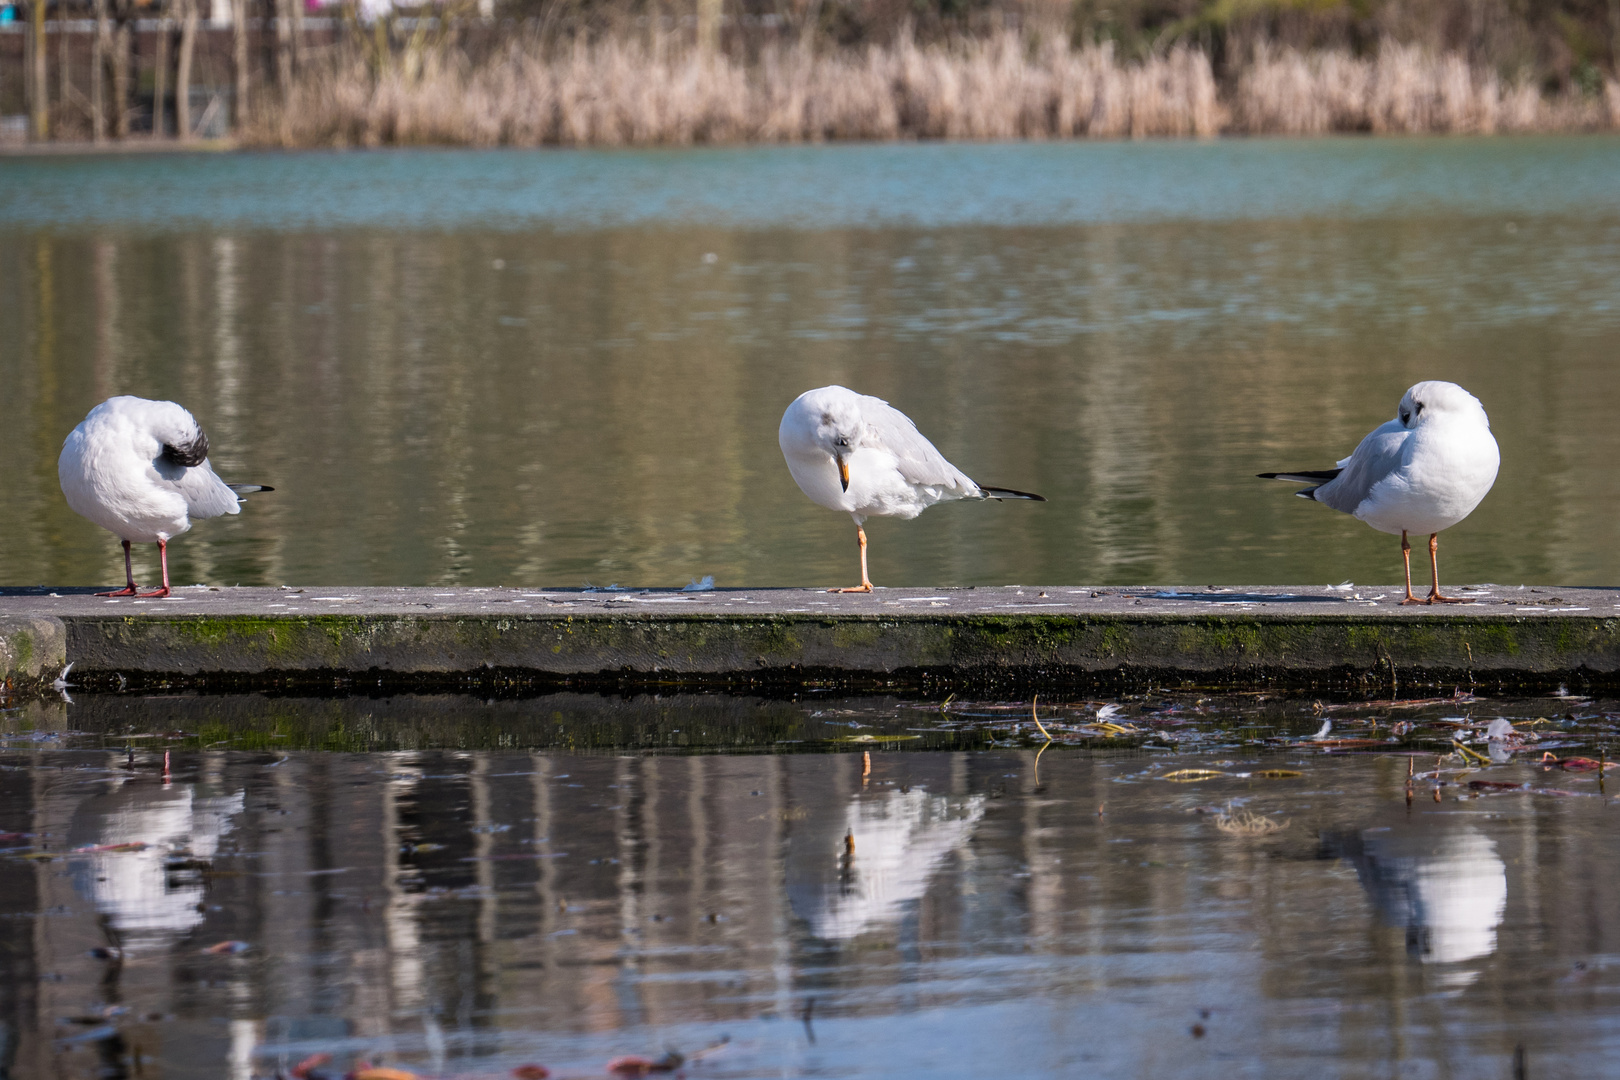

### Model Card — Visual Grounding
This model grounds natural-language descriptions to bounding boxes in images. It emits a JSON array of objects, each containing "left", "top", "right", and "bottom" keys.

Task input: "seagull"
[
  {"left": 779, "top": 385, "right": 1044, "bottom": 592},
  {"left": 58, "top": 396, "right": 273, "bottom": 598},
  {"left": 1259, "top": 380, "right": 1499, "bottom": 605}
]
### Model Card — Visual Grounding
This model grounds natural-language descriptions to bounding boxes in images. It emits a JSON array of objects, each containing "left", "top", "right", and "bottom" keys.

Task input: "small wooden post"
[
  {"left": 92, "top": 0, "right": 110, "bottom": 140},
  {"left": 153, "top": 0, "right": 170, "bottom": 137},
  {"left": 30, "top": 0, "right": 49, "bottom": 140},
  {"left": 232, "top": 0, "right": 248, "bottom": 132},
  {"left": 176, "top": 0, "right": 196, "bottom": 138},
  {"left": 112, "top": 15, "right": 131, "bottom": 138}
]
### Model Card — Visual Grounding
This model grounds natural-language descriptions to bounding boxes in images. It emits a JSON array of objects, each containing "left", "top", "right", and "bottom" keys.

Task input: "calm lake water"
[
  {"left": 3, "top": 138, "right": 1620, "bottom": 589},
  {"left": 1, "top": 690, "right": 1617, "bottom": 1079}
]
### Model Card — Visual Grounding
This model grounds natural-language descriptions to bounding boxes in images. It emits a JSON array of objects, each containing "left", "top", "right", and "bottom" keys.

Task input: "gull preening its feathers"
[
  {"left": 779, "top": 385, "right": 1044, "bottom": 592},
  {"left": 59, "top": 396, "right": 273, "bottom": 598},
  {"left": 1259, "top": 380, "right": 1499, "bottom": 605}
]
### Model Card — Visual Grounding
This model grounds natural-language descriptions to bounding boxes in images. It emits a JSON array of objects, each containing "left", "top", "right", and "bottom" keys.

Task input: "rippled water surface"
[
  {"left": 1, "top": 691, "right": 1618, "bottom": 1078},
  {"left": 3, "top": 138, "right": 1620, "bottom": 589}
]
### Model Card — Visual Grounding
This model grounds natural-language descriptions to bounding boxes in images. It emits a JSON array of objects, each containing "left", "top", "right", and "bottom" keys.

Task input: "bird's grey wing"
[
  {"left": 1314, "top": 422, "right": 1410, "bottom": 514},
  {"left": 869, "top": 400, "right": 977, "bottom": 492},
  {"left": 169, "top": 462, "right": 244, "bottom": 519}
]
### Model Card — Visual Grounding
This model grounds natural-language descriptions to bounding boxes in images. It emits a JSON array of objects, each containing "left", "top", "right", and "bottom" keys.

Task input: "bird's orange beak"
[{"left": 837, "top": 455, "right": 849, "bottom": 493}]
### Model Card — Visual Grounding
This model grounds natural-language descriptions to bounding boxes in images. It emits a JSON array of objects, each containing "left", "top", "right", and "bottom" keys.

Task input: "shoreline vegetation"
[
  {"left": 6, "top": 0, "right": 1620, "bottom": 149},
  {"left": 250, "top": 35, "right": 1620, "bottom": 146}
]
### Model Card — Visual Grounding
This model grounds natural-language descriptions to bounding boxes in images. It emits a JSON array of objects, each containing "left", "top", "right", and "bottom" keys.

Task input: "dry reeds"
[
  {"left": 244, "top": 33, "right": 1619, "bottom": 148},
  {"left": 1232, "top": 43, "right": 1616, "bottom": 134}
]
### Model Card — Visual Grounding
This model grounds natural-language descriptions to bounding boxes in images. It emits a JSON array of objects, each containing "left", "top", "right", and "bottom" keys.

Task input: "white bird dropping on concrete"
[
  {"left": 1259, "top": 380, "right": 1499, "bottom": 605},
  {"left": 58, "top": 396, "right": 272, "bottom": 598},
  {"left": 778, "top": 385, "right": 1044, "bottom": 592}
]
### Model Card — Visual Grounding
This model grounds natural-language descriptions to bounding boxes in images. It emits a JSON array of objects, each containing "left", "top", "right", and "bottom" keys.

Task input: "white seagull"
[
  {"left": 779, "top": 385, "right": 1044, "bottom": 592},
  {"left": 59, "top": 396, "right": 272, "bottom": 598},
  {"left": 1259, "top": 380, "right": 1499, "bottom": 605}
]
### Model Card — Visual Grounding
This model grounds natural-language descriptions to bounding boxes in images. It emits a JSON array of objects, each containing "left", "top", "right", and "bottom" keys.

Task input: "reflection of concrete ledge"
[{"left": 2, "top": 585, "right": 1619, "bottom": 693}]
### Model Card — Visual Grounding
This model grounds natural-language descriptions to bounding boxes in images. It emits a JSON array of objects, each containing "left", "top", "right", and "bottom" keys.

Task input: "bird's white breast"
[{"left": 1356, "top": 417, "right": 1499, "bottom": 536}]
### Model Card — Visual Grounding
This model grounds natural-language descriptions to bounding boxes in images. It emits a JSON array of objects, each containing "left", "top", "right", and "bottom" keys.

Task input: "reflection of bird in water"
[
  {"left": 1328, "top": 825, "right": 1507, "bottom": 983},
  {"left": 68, "top": 781, "right": 244, "bottom": 950},
  {"left": 59, "top": 396, "right": 272, "bottom": 597},
  {"left": 787, "top": 786, "right": 985, "bottom": 940},
  {"left": 1259, "top": 381, "right": 1498, "bottom": 604},
  {"left": 779, "top": 386, "right": 1043, "bottom": 592}
]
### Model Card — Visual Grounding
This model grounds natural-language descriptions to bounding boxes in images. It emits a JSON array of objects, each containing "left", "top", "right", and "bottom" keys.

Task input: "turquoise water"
[{"left": 2, "top": 137, "right": 1619, "bottom": 589}]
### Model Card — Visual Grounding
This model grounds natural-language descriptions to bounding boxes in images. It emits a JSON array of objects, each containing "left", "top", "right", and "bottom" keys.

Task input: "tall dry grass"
[
  {"left": 246, "top": 33, "right": 1618, "bottom": 147},
  {"left": 1232, "top": 43, "right": 1618, "bottom": 134}
]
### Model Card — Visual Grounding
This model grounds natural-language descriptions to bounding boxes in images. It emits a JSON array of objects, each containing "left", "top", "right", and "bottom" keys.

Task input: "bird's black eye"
[
  {"left": 835, "top": 437, "right": 849, "bottom": 448},
  {"left": 1414, "top": 401, "right": 1424, "bottom": 415},
  {"left": 1400, "top": 411, "right": 1411, "bottom": 425}
]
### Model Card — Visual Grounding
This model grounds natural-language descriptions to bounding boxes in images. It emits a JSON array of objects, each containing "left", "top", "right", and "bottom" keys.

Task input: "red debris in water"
[
  {"left": 202, "top": 940, "right": 250, "bottom": 955},
  {"left": 1467, "top": 780, "right": 1526, "bottom": 790},
  {"left": 607, "top": 1052, "right": 684, "bottom": 1075},
  {"left": 1541, "top": 753, "right": 1606, "bottom": 771},
  {"left": 512, "top": 1067, "right": 551, "bottom": 1079},
  {"left": 291, "top": 1053, "right": 332, "bottom": 1080}
]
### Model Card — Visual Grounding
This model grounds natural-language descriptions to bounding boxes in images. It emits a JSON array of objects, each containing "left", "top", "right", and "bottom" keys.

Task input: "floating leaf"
[
  {"left": 353, "top": 1069, "right": 419, "bottom": 1080},
  {"left": 512, "top": 1067, "right": 550, "bottom": 1080},
  {"left": 202, "top": 940, "right": 250, "bottom": 955},
  {"left": 1160, "top": 769, "right": 1230, "bottom": 782},
  {"left": 72, "top": 842, "right": 149, "bottom": 853},
  {"left": 1254, "top": 770, "right": 1303, "bottom": 779}
]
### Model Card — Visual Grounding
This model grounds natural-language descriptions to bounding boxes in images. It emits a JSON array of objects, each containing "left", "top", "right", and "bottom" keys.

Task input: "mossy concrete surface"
[
  {"left": 1, "top": 584, "right": 1617, "bottom": 691},
  {"left": 0, "top": 615, "right": 67, "bottom": 690}
]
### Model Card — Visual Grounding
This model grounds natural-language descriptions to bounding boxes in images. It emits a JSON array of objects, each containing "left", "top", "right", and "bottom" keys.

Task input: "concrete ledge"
[{"left": 2, "top": 585, "right": 1617, "bottom": 693}]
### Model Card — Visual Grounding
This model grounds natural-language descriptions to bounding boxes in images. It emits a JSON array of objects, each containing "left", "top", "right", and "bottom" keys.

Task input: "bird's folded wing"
[
  {"left": 872, "top": 400, "right": 977, "bottom": 493},
  {"left": 1315, "top": 420, "right": 1410, "bottom": 514},
  {"left": 171, "top": 462, "right": 245, "bottom": 519}
]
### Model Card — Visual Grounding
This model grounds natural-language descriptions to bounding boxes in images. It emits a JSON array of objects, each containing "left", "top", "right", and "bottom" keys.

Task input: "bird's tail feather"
[
  {"left": 1257, "top": 469, "right": 1338, "bottom": 502},
  {"left": 1256, "top": 469, "right": 1341, "bottom": 484},
  {"left": 981, "top": 487, "right": 1046, "bottom": 502},
  {"left": 228, "top": 484, "right": 275, "bottom": 495}
]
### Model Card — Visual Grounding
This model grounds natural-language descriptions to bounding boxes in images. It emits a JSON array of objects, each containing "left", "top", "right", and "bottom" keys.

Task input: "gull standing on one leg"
[
  {"left": 59, "top": 396, "right": 273, "bottom": 598},
  {"left": 779, "top": 385, "right": 1045, "bottom": 593},
  {"left": 1258, "top": 380, "right": 1499, "bottom": 605}
]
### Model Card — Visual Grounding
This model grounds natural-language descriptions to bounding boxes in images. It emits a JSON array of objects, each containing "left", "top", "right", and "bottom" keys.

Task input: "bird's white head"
[
  {"left": 779, "top": 385, "right": 868, "bottom": 493},
  {"left": 1398, "top": 381, "right": 1489, "bottom": 431},
  {"left": 100, "top": 395, "right": 211, "bottom": 471}
]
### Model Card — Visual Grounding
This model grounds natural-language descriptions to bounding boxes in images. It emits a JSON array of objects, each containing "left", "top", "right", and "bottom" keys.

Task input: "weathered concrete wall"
[
  {"left": 0, "top": 615, "right": 66, "bottom": 691},
  {"left": 3, "top": 585, "right": 1618, "bottom": 691}
]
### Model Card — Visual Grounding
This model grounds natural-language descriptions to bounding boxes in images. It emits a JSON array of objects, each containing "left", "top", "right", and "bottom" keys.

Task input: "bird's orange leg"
[
  {"left": 137, "top": 539, "right": 172, "bottom": 599},
  {"left": 1399, "top": 531, "right": 1424, "bottom": 605},
  {"left": 1426, "top": 532, "right": 1470, "bottom": 603},
  {"left": 831, "top": 524, "right": 874, "bottom": 593},
  {"left": 96, "top": 539, "right": 140, "bottom": 597}
]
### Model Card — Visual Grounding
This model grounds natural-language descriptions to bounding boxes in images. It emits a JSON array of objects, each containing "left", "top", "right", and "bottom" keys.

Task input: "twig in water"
[
  {"left": 802, "top": 998, "right": 815, "bottom": 1044},
  {"left": 1030, "top": 694, "right": 1052, "bottom": 740},
  {"left": 1213, "top": 803, "right": 1288, "bottom": 836}
]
